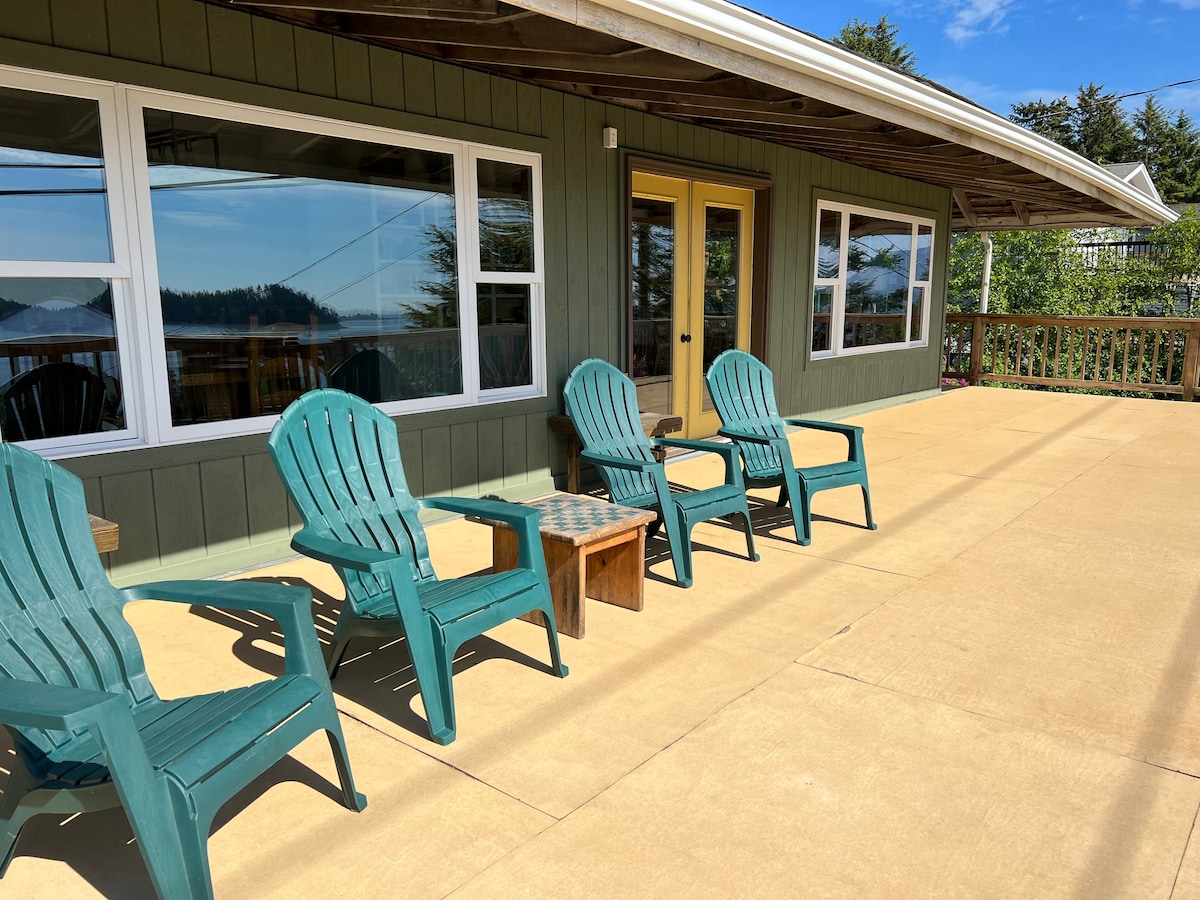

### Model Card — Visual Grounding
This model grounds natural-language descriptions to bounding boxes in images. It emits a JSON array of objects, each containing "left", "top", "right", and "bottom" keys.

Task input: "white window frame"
[
  {"left": 811, "top": 199, "right": 934, "bottom": 360},
  {"left": 0, "top": 64, "right": 547, "bottom": 454},
  {"left": 0, "top": 67, "right": 147, "bottom": 456}
]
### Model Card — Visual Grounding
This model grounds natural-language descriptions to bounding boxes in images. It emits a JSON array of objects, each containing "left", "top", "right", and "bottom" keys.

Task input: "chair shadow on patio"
[
  {"left": 707, "top": 490, "right": 875, "bottom": 544},
  {"left": 189, "top": 576, "right": 563, "bottom": 743},
  {"left": 0, "top": 730, "right": 346, "bottom": 899}
]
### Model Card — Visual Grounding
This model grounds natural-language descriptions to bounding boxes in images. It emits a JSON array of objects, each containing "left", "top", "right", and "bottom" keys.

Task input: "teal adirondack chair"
[
  {"left": 0, "top": 444, "right": 365, "bottom": 900},
  {"left": 267, "top": 389, "right": 567, "bottom": 746},
  {"left": 705, "top": 349, "right": 876, "bottom": 546},
  {"left": 562, "top": 359, "right": 758, "bottom": 588}
]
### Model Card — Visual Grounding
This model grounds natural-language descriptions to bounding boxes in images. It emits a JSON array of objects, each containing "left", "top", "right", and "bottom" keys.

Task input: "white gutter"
[{"left": 518, "top": 0, "right": 1177, "bottom": 227}]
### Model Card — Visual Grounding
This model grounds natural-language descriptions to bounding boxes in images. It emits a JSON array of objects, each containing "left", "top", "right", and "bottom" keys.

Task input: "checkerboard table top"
[{"left": 482, "top": 492, "right": 656, "bottom": 546}]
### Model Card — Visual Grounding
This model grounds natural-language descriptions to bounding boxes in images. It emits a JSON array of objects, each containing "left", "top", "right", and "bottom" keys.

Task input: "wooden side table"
[
  {"left": 486, "top": 493, "right": 657, "bottom": 639},
  {"left": 549, "top": 411, "right": 684, "bottom": 493},
  {"left": 89, "top": 514, "right": 119, "bottom": 553}
]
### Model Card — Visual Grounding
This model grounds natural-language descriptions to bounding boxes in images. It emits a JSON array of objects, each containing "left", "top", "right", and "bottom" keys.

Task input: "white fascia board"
[{"left": 516, "top": 0, "right": 1178, "bottom": 226}]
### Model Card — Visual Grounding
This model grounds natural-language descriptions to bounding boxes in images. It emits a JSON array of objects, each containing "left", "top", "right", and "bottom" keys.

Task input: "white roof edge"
[{"left": 525, "top": 0, "right": 1178, "bottom": 226}]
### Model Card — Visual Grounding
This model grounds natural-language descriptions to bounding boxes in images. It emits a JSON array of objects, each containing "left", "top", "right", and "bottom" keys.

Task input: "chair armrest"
[
  {"left": 652, "top": 437, "right": 744, "bottom": 488},
  {"left": 783, "top": 418, "right": 863, "bottom": 436},
  {"left": 124, "top": 579, "right": 330, "bottom": 680},
  {"left": 420, "top": 496, "right": 540, "bottom": 530},
  {"left": 718, "top": 427, "right": 786, "bottom": 447},
  {"left": 290, "top": 529, "right": 403, "bottom": 575},
  {"left": 421, "top": 496, "right": 547, "bottom": 577},
  {"left": 782, "top": 418, "right": 866, "bottom": 463},
  {"left": 579, "top": 450, "right": 658, "bottom": 473},
  {"left": 0, "top": 676, "right": 124, "bottom": 732}
]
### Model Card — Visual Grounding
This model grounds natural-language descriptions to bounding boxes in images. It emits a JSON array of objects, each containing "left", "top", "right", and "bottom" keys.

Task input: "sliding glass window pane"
[
  {"left": 844, "top": 213, "right": 910, "bottom": 349},
  {"left": 477, "top": 159, "right": 533, "bottom": 272},
  {"left": 631, "top": 197, "right": 674, "bottom": 387},
  {"left": 477, "top": 284, "right": 531, "bottom": 390},
  {"left": 817, "top": 208, "right": 841, "bottom": 279},
  {"left": 144, "top": 109, "right": 460, "bottom": 423},
  {"left": 0, "top": 277, "right": 124, "bottom": 440},
  {"left": 0, "top": 87, "right": 112, "bottom": 263},
  {"left": 812, "top": 286, "right": 833, "bottom": 354},
  {"left": 910, "top": 285, "right": 925, "bottom": 342},
  {"left": 916, "top": 224, "right": 933, "bottom": 282}
]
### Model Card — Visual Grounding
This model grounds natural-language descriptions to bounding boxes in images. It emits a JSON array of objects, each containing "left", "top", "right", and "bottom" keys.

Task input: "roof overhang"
[{"left": 210, "top": 0, "right": 1179, "bottom": 231}]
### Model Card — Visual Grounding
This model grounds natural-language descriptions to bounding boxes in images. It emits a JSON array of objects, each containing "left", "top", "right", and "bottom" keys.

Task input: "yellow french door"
[{"left": 630, "top": 173, "right": 754, "bottom": 437}]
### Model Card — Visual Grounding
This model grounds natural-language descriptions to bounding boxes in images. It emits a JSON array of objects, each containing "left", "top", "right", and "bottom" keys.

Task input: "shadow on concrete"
[{"left": 191, "top": 576, "right": 560, "bottom": 744}]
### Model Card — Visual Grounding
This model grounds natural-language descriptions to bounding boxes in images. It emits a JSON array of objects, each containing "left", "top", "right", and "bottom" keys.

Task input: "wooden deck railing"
[{"left": 943, "top": 314, "right": 1200, "bottom": 400}]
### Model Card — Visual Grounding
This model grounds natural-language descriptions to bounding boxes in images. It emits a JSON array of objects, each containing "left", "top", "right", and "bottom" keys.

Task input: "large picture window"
[
  {"left": 0, "top": 66, "right": 545, "bottom": 452},
  {"left": 811, "top": 200, "right": 933, "bottom": 358}
]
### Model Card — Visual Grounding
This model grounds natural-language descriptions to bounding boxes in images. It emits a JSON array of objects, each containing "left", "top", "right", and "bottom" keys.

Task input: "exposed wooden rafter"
[{"left": 204, "top": 0, "right": 1160, "bottom": 230}]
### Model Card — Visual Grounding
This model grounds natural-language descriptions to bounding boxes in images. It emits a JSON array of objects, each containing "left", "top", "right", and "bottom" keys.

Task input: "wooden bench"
[{"left": 549, "top": 411, "right": 683, "bottom": 493}]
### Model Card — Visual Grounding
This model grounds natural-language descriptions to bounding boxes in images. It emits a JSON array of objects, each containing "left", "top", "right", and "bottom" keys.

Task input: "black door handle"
[{"left": 680, "top": 333, "right": 692, "bottom": 343}]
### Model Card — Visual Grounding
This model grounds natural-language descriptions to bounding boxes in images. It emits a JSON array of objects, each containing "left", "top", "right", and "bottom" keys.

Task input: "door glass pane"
[
  {"left": 630, "top": 196, "right": 674, "bottom": 413},
  {"left": 702, "top": 205, "right": 740, "bottom": 412},
  {"left": 844, "top": 213, "right": 910, "bottom": 349},
  {"left": 0, "top": 277, "right": 124, "bottom": 440},
  {"left": 144, "top": 109, "right": 460, "bottom": 424},
  {"left": 477, "top": 283, "right": 531, "bottom": 389},
  {"left": 476, "top": 159, "right": 534, "bottom": 272},
  {"left": 0, "top": 87, "right": 112, "bottom": 263},
  {"left": 812, "top": 286, "right": 833, "bottom": 353}
]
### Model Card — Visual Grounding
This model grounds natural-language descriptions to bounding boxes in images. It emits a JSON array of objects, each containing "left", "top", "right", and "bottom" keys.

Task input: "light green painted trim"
[
  {"left": 109, "top": 536, "right": 297, "bottom": 587},
  {"left": 111, "top": 474, "right": 561, "bottom": 584},
  {"left": 803, "top": 386, "right": 943, "bottom": 422},
  {"left": 0, "top": 37, "right": 548, "bottom": 151}
]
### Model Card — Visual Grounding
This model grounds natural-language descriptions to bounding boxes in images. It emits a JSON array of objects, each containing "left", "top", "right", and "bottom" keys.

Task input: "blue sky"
[{"left": 746, "top": 0, "right": 1200, "bottom": 124}]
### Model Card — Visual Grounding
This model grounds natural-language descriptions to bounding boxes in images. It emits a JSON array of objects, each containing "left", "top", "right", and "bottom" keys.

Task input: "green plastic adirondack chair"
[
  {"left": 267, "top": 389, "right": 567, "bottom": 746},
  {"left": 0, "top": 444, "right": 365, "bottom": 900},
  {"left": 562, "top": 359, "right": 759, "bottom": 588},
  {"left": 705, "top": 349, "right": 876, "bottom": 546}
]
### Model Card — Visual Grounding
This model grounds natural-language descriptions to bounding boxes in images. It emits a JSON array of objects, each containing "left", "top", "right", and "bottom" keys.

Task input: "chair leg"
[
  {"left": 735, "top": 505, "right": 760, "bottom": 562},
  {"left": 0, "top": 760, "right": 37, "bottom": 877},
  {"left": 776, "top": 485, "right": 789, "bottom": 508},
  {"left": 661, "top": 506, "right": 693, "bottom": 588},
  {"left": 165, "top": 800, "right": 215, "bottom": 900},
  {"left": 324, "top": 724, "right": 368, "bottom": 812},
  {"left": 861, "top": 481, "right": 878, "bottom": 530},
  {"left": 534, "top": 604, "right": 569, "bottom": 678},
  {"left": 325, "top": 617, "right": 354, "bottom": 680},
  {"left": 406, "top": 627, "right": 458, "bottom": 745}
]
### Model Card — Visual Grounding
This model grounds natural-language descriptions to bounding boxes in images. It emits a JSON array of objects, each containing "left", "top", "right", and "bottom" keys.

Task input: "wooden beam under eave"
[
  {"left": 954, "top": 190, "right": 979, "bottom": 228},
  {"left": 230, "top": 0, "right": 504, "bottom": 17},
  {"left": 327, "top": 10, "right": 632, "bottom": 53},
  {"left": 1011, "top": 199, "right": 1030, "bottom": 226}
]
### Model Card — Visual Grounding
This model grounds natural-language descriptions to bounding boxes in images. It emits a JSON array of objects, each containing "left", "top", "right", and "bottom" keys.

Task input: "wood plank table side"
[
  {"left": 89, "top": 514, "right": 119, "bottom": 553},
  {"left": 549, "top": 411, "right": 684, "bottom": 493},
  {"left": 484, "top": 494, "right": 656, "bottom": 639}
]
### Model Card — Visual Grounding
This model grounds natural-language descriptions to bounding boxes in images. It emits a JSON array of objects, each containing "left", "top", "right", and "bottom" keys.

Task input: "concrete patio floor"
[{"left": 7, "top": 385, "right": 1200, "bottom": 898}]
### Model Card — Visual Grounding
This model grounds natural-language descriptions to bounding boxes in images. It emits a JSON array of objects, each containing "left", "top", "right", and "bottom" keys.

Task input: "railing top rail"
[{"left": 945, "top": 314, "right": 1200, "bottom": 328}]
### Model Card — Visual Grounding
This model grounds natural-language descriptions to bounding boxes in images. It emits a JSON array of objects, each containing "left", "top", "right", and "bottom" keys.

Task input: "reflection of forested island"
[{"left": 159, "top": 284, "right": 340, "bottom": 325}]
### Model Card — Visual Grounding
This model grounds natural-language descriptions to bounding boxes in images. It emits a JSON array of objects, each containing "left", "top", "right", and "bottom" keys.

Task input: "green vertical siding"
[{"left": 4, "top": 0, "right": 950, "bottom": 581}]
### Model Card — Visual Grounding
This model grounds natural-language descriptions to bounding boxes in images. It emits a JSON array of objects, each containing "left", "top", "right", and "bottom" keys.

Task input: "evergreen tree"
[
  {"left": 831, "top": 16, "right": 919, "bottom": 75},
  {"left": 1073, "top": 83, "right": 1138, "bottom": 164},
  {"left": 1009, "top": 97, "right": 1075, "bottom": 150}
]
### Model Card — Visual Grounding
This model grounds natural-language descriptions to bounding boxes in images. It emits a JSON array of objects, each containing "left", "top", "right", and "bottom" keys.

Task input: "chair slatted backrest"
[
  {"left": 706, "top": 350, "right": 788, "bottom": 480},
  {"left": 1, "top": 362, "right": 107, "bottom": 442},
  {"left": 562, "top": 359, "right": 657, "bottom": 505},
  {"left": 267, "top": 390, "right": 435, "bottom": 613},
  {"left": 0, "top": 444, "right": 152, "bottom": 758}
]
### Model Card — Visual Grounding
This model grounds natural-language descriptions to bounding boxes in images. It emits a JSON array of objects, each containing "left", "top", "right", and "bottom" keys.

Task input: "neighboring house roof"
[
  {"left": 1101, "top": 162, "right": 1161, "bottom": 202},
  {"left": 209, "top": 0, "right": 1177, "bottom": 231}
]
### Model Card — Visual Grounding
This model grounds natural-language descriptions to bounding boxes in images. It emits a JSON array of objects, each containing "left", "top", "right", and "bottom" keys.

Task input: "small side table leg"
[
  {"left": 567, "top": 434, "right": 582, "bottom": 494},
  {"left": 584, "top": 526, "right": 646, "bottom": 612}
]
